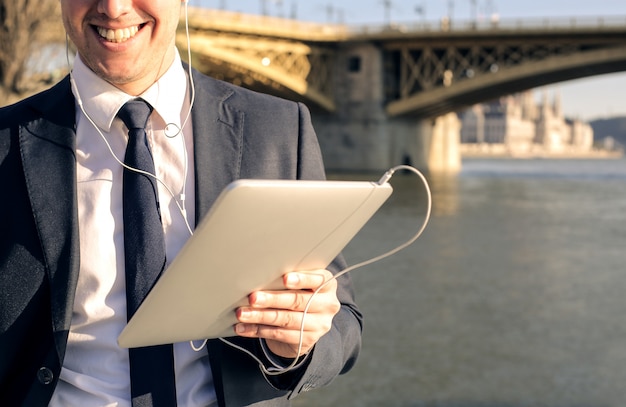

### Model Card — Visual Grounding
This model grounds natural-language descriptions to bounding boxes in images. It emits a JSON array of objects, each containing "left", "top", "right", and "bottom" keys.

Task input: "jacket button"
[{"left": 37, "top": 367, "right": 54, "bottom": 385}]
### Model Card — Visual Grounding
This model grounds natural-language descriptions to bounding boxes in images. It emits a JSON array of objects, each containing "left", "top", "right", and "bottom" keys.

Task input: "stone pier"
[
  {"left": 311, "top": 42, "right": 461, "bottom": 174},
  {"left": 313, "top": 112, "right": 461, "bottom": 174}
]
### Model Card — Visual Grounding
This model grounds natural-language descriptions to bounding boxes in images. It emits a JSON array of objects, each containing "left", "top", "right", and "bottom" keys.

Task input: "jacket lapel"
[
  {"left": 14, "top": 71, "right": 246, "bottom": 380},
  {"left": 17, "top": 71, "right": 246, "bottom": 361},
  {"left": 18, "top": 78, "right": 80, "bottom": 357},
  {"left": 190, "top": 70, "right": 245, "bottom": 224}
]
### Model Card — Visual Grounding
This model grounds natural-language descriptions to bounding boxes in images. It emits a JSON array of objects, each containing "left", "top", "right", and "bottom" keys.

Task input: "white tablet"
[{"left": 118, "top": 178, "right": 392, "bottom": 348}]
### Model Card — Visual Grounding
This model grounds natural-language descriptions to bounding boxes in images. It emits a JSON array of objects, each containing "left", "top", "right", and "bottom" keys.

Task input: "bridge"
[{"left": 178, "top": 8, "right": 626, "bottom": 172}]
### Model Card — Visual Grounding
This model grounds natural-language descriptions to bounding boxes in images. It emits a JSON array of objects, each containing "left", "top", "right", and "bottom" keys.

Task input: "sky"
[{"left": 190, "top": 0, "right": 626, "bottom": 121}]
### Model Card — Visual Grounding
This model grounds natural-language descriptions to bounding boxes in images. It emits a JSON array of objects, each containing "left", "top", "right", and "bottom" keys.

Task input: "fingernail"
[
  {"left": 253, "top": 292, "right": 266, "bottom": 305},
  {"left": 286, "top": 274, "right": 299, "bottom": 286},
  {"left": 239, "top": 309, "right": 250, "bottom": 321}
]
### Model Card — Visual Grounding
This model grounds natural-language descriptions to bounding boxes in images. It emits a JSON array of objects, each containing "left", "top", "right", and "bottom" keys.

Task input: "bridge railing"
[
  {"left": 185, "top": 6, "right": 626, "bottom": 39},
  {"left": 185, "top": 7, "right": 349, "bottom": 40},
  {"left": 344, "top": 15, "right": 626, "bottom": 35}
]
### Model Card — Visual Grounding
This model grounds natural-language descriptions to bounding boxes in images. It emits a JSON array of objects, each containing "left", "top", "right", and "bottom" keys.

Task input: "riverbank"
[{"left": 460, "top": 142, "right": 623, "bottom": 159}]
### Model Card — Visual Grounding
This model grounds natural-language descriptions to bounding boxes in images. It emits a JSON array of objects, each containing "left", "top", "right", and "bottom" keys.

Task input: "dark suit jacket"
[{"left": 0, "top": 68, "right": 363, "bottom": 406}]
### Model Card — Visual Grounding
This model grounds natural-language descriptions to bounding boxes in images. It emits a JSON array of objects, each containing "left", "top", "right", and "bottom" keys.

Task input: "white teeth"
[{"left": 96, "top": 25, "right": 139, "bottom": 43}]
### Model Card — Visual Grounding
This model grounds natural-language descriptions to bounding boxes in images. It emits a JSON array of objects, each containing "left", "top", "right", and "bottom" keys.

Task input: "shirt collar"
[{"left": 71, "top": 51, "right": 188, "bottom": 132}]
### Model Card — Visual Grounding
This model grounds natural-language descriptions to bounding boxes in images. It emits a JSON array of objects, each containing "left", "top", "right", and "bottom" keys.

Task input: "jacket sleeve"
[
  {"left": 252, "top": 104, "right": 362, "bottom": 398},
  {"left": 266, "top": 103, "right": 363, "bottom": 397},
  {"left": 206, "top": 96, "right": 363, "bottom": 406}
]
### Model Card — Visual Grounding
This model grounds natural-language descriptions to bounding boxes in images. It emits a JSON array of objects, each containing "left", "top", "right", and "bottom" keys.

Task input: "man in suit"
[{"left": 0, "top": 0, "right": 362, "bottom": 405}]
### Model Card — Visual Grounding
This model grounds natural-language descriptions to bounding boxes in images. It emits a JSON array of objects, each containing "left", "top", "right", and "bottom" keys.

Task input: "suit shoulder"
[
  {"left": 0, "top": 78, "right": 74, "bottom": 129},
  {"left": 192, "top": 69, "right": 303, "bottom": 113}
]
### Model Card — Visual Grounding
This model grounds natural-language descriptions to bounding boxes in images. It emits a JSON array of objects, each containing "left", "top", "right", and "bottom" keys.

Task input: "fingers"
[
  {"left": 235, "top": 323, "right": 319, "bottom": 353},
  {"left": 283, "top": 270, "right": 334, "bottom": 291},
  {"left": 232, "top": 269, "right": 341, "bottom": 358},
  {"left": 248, "top": 289, "right": 331, "bottom": 313},
  {"left": 235, "top": 308, "right": 330, "bottom": 357},
  {"left": 236, "top": 307, "right": 331, "bottom": 333},
  {"left": 237, "top": 283, "right": 339, "bottom": 334},
  {"left": 248, "top": 270, "right": 338, "bottom": 313}
]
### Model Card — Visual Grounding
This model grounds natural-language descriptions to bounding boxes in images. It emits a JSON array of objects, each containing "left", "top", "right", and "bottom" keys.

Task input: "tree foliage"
[{"left": 0, "top": 0, "right": 63, "bottom": 104}]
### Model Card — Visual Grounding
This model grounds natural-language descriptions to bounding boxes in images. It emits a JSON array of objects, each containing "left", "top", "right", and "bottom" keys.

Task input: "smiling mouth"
[{"left": 95, "top": 25, "right": 142, "bottom": 43}]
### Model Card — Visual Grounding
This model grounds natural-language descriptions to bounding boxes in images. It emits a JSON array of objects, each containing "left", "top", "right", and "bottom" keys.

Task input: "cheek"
[{"left": 61, "top": 5, "right": 87, "bottom": 42}]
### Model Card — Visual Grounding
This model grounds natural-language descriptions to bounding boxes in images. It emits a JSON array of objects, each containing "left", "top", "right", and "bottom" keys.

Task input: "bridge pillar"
[
  {"left": 312, "top": 42, "right": 392, "bottom": 172},
  {"left": 416, "top": 113, "right": 462, "bottom": 173},
  {"left": 311, "top": 42, "right": 461, "bottom": 173},
  {"left": 313, "top": 113, "right": 427, "bottom": 172}
]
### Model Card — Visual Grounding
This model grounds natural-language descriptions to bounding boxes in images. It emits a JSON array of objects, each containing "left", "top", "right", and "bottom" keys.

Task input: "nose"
[{"left": 97, "top": 0, "right": 131, "bottom": 19}]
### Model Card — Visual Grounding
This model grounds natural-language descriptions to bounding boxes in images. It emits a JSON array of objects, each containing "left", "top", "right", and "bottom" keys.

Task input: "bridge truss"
[
  {"left": 381, "top": 24, "right": 626, "bottom": 117},
  {"left": 181, "top": 9, "right": 626, "bottom": 119}
]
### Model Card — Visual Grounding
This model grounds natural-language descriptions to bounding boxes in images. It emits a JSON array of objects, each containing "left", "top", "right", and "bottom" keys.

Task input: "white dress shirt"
[{"left": 49, "top": 52, "right": 216, "bottom": 407}]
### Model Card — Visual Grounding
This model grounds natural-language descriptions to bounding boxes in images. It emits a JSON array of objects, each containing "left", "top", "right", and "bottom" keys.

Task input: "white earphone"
[{"left": 67, "top": 0, "right": 196, "bottom": 236}]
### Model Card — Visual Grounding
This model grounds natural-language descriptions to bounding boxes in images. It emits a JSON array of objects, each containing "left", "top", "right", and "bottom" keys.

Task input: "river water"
[{"left": 294, "top": 157, "right": 626, "bottom": 407}]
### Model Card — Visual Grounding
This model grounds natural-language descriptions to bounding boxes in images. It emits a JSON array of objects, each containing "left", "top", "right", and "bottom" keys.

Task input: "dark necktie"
[{"left": 118, "top": 99, "right": 177, "bottom": 406}]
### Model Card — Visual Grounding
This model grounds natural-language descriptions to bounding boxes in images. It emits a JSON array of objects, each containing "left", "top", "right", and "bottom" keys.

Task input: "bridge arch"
[
  {"left": 386, "top": 45, "right": 626, "bottom": 118},
  {"left": 179, "top": 10, "right": 626, "bottom": 171},
  {"left": 177, "top": 9, "right": 340, "bottom": 111}
]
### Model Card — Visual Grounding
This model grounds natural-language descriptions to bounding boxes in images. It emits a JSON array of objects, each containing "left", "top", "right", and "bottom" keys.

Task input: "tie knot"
[{"left": 117, "top": 98, "right": 153, "bottom": 131}]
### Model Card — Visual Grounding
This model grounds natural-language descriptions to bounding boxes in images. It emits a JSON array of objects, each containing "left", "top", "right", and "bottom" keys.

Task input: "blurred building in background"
[{"left": 459, "top": 91, "right": 594, "bottom": 156}]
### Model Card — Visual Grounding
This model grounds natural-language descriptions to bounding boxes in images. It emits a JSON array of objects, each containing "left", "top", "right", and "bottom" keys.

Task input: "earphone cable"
[
  {"left": 216, "top": 164, "right": 432, "bottom": 375},
  {"left": 66, "top": 2, "right": 197, "bottom": 236}
]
